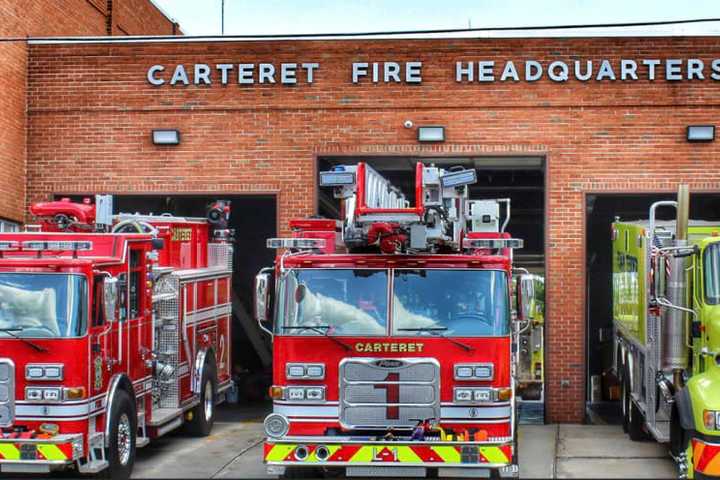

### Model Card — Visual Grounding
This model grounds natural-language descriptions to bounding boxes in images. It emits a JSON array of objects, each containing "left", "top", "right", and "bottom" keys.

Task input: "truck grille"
[
  {"left": 339, "top": 358, "right": 439, "bottom": 429},
  {"left": 0, "top": 360, "right": 14, "bottom": 427}
]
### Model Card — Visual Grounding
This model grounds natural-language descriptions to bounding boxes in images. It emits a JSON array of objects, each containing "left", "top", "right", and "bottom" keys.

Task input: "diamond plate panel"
[{"left": 153, "top": 275, "right": 180, "bottom": 409}]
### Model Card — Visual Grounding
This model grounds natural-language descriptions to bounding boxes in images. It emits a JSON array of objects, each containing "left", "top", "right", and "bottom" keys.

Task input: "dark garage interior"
[{"left": 586, "top": 192, "right": 720, "bottom": 422}]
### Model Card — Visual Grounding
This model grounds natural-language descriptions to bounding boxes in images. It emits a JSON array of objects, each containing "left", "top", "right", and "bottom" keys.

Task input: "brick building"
[
  {"left": 0, "top": 0, "right": 179, "bottom": 229},
  {"left": 5, "top": 25, "right": 720, "bottom": 422}
]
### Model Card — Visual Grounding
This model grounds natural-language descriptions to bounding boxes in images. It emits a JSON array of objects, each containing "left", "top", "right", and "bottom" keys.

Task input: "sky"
[{"left": 151, "top": 0, "right": 720, "bottom": 36}]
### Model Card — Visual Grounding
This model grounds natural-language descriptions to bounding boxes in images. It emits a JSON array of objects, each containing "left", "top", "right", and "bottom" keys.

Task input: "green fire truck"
[{"left": 613, "top": 185, "right": 720, "bottom": 479}]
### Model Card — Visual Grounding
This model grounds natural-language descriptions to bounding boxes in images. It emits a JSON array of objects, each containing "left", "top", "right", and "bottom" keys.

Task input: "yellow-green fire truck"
[{"left": 613, "top": 185, "right": 720, "bottom": 479}]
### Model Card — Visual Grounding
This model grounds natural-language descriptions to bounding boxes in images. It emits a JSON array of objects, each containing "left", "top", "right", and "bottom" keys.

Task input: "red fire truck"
[
  {"left": 255, "top": 163, "right": 526, "bottom": 478},
  {"left": 0, "top": 196, "right": 233, "bottom": 479}
]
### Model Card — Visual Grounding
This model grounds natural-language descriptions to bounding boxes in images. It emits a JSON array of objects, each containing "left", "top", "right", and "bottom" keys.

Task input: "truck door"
[
  {"left": 695, "top": 237, "right": 720, "bottom": 374},
  {"left": 127, "top": 247, "right": 153, "bottom": 383},
  {"left": 90, "top": 275, "right": 113, "bottom": 396}
]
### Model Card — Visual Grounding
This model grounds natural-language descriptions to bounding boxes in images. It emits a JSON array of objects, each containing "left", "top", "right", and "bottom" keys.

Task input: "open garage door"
[
  {"left": 318, "top": 155, "right": 546, "bottom": 421},
  {"left": 55, "top": 193, "right": 276, "bottom": 401},
  {"left": 586, "top": 193, "right": 720, "bottom": 423}
]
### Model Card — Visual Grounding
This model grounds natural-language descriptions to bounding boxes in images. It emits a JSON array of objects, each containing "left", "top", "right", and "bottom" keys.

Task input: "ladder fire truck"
[
  {"left": 0, "top": 196, "right": 233, "bottom": 479},
  {"left": 255, "top": 162, "right": 530, "bottom": 478},
  {"left": 613, "top": 185, "right": 720, "bottom": 479}
]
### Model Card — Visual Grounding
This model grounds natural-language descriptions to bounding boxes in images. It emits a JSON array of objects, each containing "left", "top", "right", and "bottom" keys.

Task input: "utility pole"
[{"left": 221, "top": 0, "right": 225, "bottom": 35}]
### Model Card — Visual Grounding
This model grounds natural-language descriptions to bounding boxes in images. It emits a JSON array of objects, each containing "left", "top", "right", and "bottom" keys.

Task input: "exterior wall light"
[
  {"left": 687, "top": 125, "right": 715, "bottom": 142},
  {"left": 152, "top": 129, "right": 181, "bottom": 145},
  {"left": 417, "top": 126, "right": 445, "bottom": 143}
]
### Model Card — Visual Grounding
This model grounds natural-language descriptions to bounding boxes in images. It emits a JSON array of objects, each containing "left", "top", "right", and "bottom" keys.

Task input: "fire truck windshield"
[
  {"left": 0, "top": 273, "right": 87, "bottom": 338},
  {"left": 277, "top": 269, "right": 388, "bottom": 336},
  {"left": 276, "top": 268, "right": 509, "bottom": 337},
  {"left": 392, "top": 269, "right": 509, "bottom": 337}
]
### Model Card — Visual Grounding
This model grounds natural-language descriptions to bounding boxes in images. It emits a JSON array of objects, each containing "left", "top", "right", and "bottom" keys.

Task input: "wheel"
[
  {"left": 627, "top": 384, "right": 649, "bottom": 441},
  {"left": 621, "top": 371, "right": 629, "bottom": 433},
  {"left": 103, "top": 390, "right": 136, "bottom": 480},
  {"left": 186, "top": 360, "right": 217, "bottom": 436},
  {"left": 670, "top": 405, "right": 690, "bottom": 457}
]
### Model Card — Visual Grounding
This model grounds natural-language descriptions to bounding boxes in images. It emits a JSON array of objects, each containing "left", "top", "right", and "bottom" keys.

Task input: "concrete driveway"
[{"left": 131, "top": 405, "right": 676, "bottom": 478}]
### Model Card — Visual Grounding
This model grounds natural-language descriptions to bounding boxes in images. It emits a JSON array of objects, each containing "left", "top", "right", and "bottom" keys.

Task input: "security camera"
[{"left": 403, "top": 120, "right": 414, "bottom": 129}]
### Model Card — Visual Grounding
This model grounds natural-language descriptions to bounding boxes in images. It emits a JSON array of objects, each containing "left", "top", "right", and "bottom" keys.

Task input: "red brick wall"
[
  {"left": 113, "top": 0, "right": 179, "bottom": 35},
  {"left": 26, "top": 37, "right": 720, "bottom": 422},
  {"left": 0, "top": 0, "right": 178, "bottom": 222}
]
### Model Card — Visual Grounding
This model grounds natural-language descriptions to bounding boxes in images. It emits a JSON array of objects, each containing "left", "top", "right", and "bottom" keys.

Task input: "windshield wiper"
[
  {"left": 282, "top": 325, "right": 352, "bottom": 351},
  {"left": 0, "top": 327, "right": 48, "bottom": 353},
  {"left": 397, "top": 327, "right": 475, "bottom": 352}
]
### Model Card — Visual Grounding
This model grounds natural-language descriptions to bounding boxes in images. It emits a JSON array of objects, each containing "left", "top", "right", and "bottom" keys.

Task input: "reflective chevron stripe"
[
  {"left": 264, "top": 442, "right": 512, "bottom": 466},
  {"left": 0, "top": 444, "right": 20, "bottom": 460},
  {"left": 0, "top": 441, "right": 72, "bottom": 462},
  {"left": 693, "top": 438, "right": 720, "bottom": 476}
]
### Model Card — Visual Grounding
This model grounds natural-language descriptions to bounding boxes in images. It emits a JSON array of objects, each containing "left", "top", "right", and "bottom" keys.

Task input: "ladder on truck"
[{"left": 319, "top": 162, "right": 516, "bottom": 253}]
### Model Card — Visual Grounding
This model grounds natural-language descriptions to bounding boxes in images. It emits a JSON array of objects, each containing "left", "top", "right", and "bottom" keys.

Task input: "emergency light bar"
[
  {"left": 21, "top": 241, "right": 93, "bottom": 251},
  {"left": 462, "top": 238, "right": 524, "bottom": 249},
  {"left": 266, "top": 238, "right": 326, "bottom": 250},
  {"left": 440, "top": 168, "right": 477, "bottom": 189},
  {"left": 319, "top": 170, "right": 355, "bottom": 187},
  {"left": 0, "top": 241, "right": 19, "bottom": 251}
]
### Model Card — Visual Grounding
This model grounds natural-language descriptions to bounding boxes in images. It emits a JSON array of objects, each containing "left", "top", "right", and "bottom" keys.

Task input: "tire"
[
  {"left": 103, "top": 390, "right": 137, "bottom": 480},
  {"left": 621, "top": 371, "right": 630, "bottom": 434},
  {"left": 186, "top": 360, "right": 217, "bottom": 436},
  {"left": 670, "top": 405, "right": 690, "bottom": 458},
  {"left": 627, "top": 385, "right": 649, "bottom": 441}
]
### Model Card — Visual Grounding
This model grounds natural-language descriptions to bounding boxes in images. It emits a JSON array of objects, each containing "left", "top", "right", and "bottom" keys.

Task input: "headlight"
[
  {"left": 287, "top": 365, "right": 305, "bottom": 378},
  {"left": 305, "top": 388, "right": 325, "bottom": 401},
  {"left": 26, "top": 388, "right": 43, "bottom": 401},
  {"left": 287, "top": 387, "right": 305, "bottom": 401},
  {"left": 704, "top": 410, "right": 719, "bottom": 430},
  {"left": 306, "top": 366, "right": 324, "bottom": 378},
  {"left": 283, "top": 386, "right": 326, "bottom": 402},
  {"left": 25, "top": 364, "right": 64, "bottom": 381},
  {"left": 454, "top": 363, "right": 494, "bottom": 381},
  {"left": 474, "top": 389, "right": 492, "bottom": 402},
  {"left": 25, "top": 387, "right": 62, "bottom": 402},
  {"left": 26, "top": 367, "right": 44, "bottom": 379},
  {"left": 43, "top": 388, "right": 61, "bottom": 401},
  {"left": 454, "top": 387, "right": 509, "bottom": 404},
  {"left": 286, "top": 363, "right": 325, "bottom": 380},
  {"left": 455, "top": 389, "right": 473, "bottom": 401},
  {"left": 264, "top": 413, "right": 290, "bottom": 438}
]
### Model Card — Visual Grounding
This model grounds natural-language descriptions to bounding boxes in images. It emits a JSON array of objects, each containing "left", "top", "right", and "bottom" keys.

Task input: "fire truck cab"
[
  {"left": 0, "top": 196, "right": 234, "bottom": 479},
  {"left": 255, "top": 163, "right": 528, "bottom": 478}
]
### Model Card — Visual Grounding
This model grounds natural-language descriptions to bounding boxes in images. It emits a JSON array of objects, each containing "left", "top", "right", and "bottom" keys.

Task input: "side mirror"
[
  {"left": 103, "top": 277, "right": 118, "bottom": 323},
  {"left": 517, "top": 275, "right": 536, "bottom": 322},
  {"left": 254, "top": 269, "right": 273, "bottom": 335}
]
